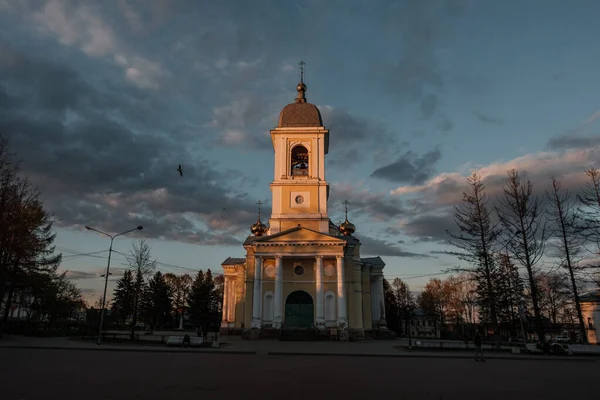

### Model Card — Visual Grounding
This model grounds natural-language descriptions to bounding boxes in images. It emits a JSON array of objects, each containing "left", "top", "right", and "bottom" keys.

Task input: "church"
[{"left": 220, "top": 76, "right": 389, "bottom": 340}]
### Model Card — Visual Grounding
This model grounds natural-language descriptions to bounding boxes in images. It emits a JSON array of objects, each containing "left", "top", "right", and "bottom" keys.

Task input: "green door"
[{"left": 284, "top": 291, "right": 314, "bottom": 328}]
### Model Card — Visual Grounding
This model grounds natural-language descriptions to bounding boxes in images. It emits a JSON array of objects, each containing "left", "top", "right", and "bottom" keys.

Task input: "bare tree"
[
  {"left": 126, "top": 239, "right": 156, "bottom": 339},
  {"left": 164, "top": 273, "right": 192, "bottom": 329},
  {"left": 392, "top": 278, "right": 416, "bottom": 336},
  {"left": 454, "top": 272, "right": 478, "bottom": 325},
  {"left": 546, "top": 177, "right": 587, "bottom": 343},
  {"left": 496, "top": 169, "right": 546, "bottom": 343},
  {"left": 447, "top": 173, "right": 500, "bottom": 347},
  {"left": 537, "top": 272, "right": 571, "bottom": 325},
  {"left": 578, "top": 168, "right": 600, "bottom": 286}
]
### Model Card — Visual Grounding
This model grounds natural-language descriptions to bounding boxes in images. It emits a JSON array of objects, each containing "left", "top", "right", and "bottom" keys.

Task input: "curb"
[
  {"left": 2, "top": 345, "right": 596, "bottom": 362},
  {"left": 267, "top": 351, "right": 597, "bottom": 362},
  {"left": 0, "top": 345, "right": 256, "bottom": 355}
]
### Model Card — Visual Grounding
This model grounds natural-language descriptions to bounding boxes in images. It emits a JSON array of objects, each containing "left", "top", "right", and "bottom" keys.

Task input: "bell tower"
[{"left": 268, "top": 65, "right": 330, "bottom": 234}]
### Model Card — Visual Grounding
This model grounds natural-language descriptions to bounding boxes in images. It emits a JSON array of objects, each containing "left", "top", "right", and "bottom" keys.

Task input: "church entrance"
[{"left": 284, "top": 291, "right": 314, "bottom": 328}]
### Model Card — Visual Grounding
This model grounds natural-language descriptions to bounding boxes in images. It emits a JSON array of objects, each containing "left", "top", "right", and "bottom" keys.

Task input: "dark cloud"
[
  {"left": 547, "top": 133, "right": 600, "bottom": 150},
  {"left": 420, "top": 93, "right": 439, "bottom": 120},
  {"left": 328, "top": 183, "right": 407, "bottom": 223},
  {"left": 474, "top": 111, "right": 503, "bottom": 125},
  {"left": 0, "top": 43, "right": 258, "bottom": 245},
  {"left": 320, "top": 107, "right": 402, "bottom": 169},
  {"left": 436, "top": 115, "right": 454, "bottom": 133},
  {"left": 374, "top": 1, "right": 470, "bottom": 125},
  {"left": 401, "top": 213, "right": 456, "bottom": 243},
  {"left": 371, "top": 148, "right": 442, "bottom": 184},
  {"left": 356, "top": 235, "right": 432, "bottom": 258},
  {"left": 65, "top": 270, "right": 98, "bottom": 280}
]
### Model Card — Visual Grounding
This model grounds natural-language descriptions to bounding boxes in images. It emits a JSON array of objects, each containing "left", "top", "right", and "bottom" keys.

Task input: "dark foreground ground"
[{"left": 1, "top": 348, "right": 597, "bottom": 399}]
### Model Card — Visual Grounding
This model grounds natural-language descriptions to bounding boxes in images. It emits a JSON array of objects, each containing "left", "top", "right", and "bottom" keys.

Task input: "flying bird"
[{"left": 177, "top": 164, "right": 183, "bottom": 177}]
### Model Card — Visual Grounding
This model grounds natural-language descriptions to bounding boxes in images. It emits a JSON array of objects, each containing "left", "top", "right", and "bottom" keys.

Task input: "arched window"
[
  {"left": 325, "top": 291, "right": 336, "bottom": 325},
  {"left": 263, "top": 292, "right": 274, "bottom": 325},
  {"left": 291, "top": 145, "right": 309, "bottom": 176}
]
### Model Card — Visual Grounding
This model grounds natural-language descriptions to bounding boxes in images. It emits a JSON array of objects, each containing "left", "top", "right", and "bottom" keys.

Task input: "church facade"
[{"left": 220, "top": 80, "right": 388, "bottom": 339}]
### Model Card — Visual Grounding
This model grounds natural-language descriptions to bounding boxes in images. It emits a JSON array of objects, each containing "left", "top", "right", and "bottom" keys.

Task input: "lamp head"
[
  {"left": 85, "top": 226, "right": 91, "bottom": 230},
  {"left": 137, "top": 226, "right": 143, "bottom": 230}
]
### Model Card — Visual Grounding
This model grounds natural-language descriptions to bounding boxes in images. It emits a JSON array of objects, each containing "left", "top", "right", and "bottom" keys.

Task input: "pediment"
[{"left": 254, "top": 227, "right": 346, "bottom": 245}]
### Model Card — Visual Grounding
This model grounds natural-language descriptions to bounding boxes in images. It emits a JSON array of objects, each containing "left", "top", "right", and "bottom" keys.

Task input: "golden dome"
[
  {"left": 277, "top": 82, "right": 323, "bottom": 127},
  {"left": 339, "top": 219, "right": 355, "bottom": 236},
  {"left": 251, "top": 219, "right": 268, "bottom": 236}
]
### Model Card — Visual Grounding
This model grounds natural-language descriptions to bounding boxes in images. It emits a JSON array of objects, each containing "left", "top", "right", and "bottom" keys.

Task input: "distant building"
[
  {"left": 580, "top": 289, "right": 600, "bottom": 344},
  {"left": 402, "top": 309, "right": 440, "bottom": 339}
]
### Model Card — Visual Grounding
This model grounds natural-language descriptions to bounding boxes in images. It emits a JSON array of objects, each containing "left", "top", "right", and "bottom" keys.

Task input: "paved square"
[{"left": 1, "top": 348, "right": 597, "bottom": 399}]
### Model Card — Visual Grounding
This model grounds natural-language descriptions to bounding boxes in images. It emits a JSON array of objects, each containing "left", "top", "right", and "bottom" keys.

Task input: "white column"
[
  {"left": 273, "top": 256, "right": 283, "bottom": 328},
  {"left": 228, "top": 278, "right": 236, "bottom": 323},
  {"left": 371, "top": 279, "right": 379, "bottom": 322},
  {"left": 221, "top": 277, "right": 229, "bottom": 327},
  {"left": 378, "top": 274, "right": 386, "bottom": 322},
  {"left": 315, "top": 256, "right": 325, "bottom": 329},
  {"left": 336, "top": 256, "right": 347, "bottom": 328},
  {"left": 251, "top": 257, "right": 263, "bottom": 329}
]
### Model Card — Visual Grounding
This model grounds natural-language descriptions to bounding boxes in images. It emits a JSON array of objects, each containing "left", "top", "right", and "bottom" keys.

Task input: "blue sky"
[{"left": 1, "top": 0, "right": 599, "bottom": 301}]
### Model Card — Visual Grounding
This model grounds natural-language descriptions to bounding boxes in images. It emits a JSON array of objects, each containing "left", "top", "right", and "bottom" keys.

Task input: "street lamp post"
[{"left": 86, "top": 225, "right": 143, "bottom": 345}]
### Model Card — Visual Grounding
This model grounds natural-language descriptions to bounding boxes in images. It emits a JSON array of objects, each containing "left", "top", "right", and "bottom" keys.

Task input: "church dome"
[
  {"left": 277, "top": 82, "right": 323, "bottom": 127},
  {"left": 339, "top": 219, "right": 356, "bottom": 236},
  {"left": 251, "top": 219, "right": 268, "bottom": 236}
]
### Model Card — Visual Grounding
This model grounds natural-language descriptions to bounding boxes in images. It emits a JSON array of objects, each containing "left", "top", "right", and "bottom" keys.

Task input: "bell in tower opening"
[{"left": 291, "top": 145, "right": 309, "bottom": 177}]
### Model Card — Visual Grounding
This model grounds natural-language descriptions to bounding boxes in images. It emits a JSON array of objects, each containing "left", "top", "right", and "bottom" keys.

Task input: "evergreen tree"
[
  {"left": 203, "top": 269, "right": 217, "bottom": 313},
  {"left": 187, "top": 269, "right": 220, "bottom": 329},
  {"left": 447, "top": 173, "right": 500, "bottom": 347},
  {"left": 383, "top": 278, "right": 400, "bottom": 333},
  {"left": 213, "top": 274, "right": 224, "bottom": 314},
  {"left": 0, "top": 139, "right": 62, "bottom": 334},
  {"left": 495, "top": 253, "right": 523, "bottom": 335},
  {"left": 140, "top": 271, "right": 171, "bottom": 329},
  {"left": 111, "top": 270, "right": 135, "bottom": 325},
  {"left": 472, "top": 254, "right": 499, "bottom": 324},
  {"left": 188, "top": 270, "right": 205, "bottom": 326}
]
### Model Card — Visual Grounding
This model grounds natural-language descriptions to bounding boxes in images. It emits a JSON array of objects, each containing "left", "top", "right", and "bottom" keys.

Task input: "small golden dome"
[
  {"left": 251, "top": 219, "right": 268, "bottom": 236},
  {"left": 339, "top": 219, "right": 355, "bottom": 236}
]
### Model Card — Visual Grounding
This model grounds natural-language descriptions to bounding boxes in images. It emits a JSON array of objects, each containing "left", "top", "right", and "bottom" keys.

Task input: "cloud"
[
  {"left": 328, "top": 182, "right": 408, "bottom": 223},
  {"left": 0, "top": 45, "right": 258, "bottom": 246},
  {"left": 400, "top": 213, "right": 456, "bottom": 243},
  {"left": 209, "top": 92, "right": 272, "bottom": 148},
  {"left": 547, "top": 133, "right": 600, "bottom": 150},
  {"left": 65, "top": 270, "right": 98, "bottom": 280},
  {"left": 474, "top": 111, "right": 503, "bottom": 125},
  {"left": 29, "top": 0, "right": 164, "bottom": 90},
  {"left": 584, "top": 110, "right": 600, "bottom": 125},
  {"left": 374, "top": 1, "right": 469, "bottom": 125},
  {"left": 117, "top": 0, "right": 143, "bottom": 34},
  {"left": 320, "top": 106, "right": 404, "bottom": 169},
  {"left": 420, "top": 93, "right": 440, "bottom": 119},
  {"left": 371, "top": 148, "right": 442, "bottom": 184},
  {"left": 391, "top": 147, "right": 600, "bottom": 241},
  {"left": 33, "top": 0, "right": 116, "bottom": 57},
  {"left": 356, "top": 235, "right": 432, "bottom": 258}
]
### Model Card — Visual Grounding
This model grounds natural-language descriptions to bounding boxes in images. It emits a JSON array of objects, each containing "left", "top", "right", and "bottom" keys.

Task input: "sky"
[{"left": 1, "top": 0, "right": 600, "bottom": 302}]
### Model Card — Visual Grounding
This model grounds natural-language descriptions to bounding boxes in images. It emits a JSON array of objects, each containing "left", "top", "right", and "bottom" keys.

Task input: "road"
[{"left": 1, "top": 348, "right": 597, "bottom": 399}]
